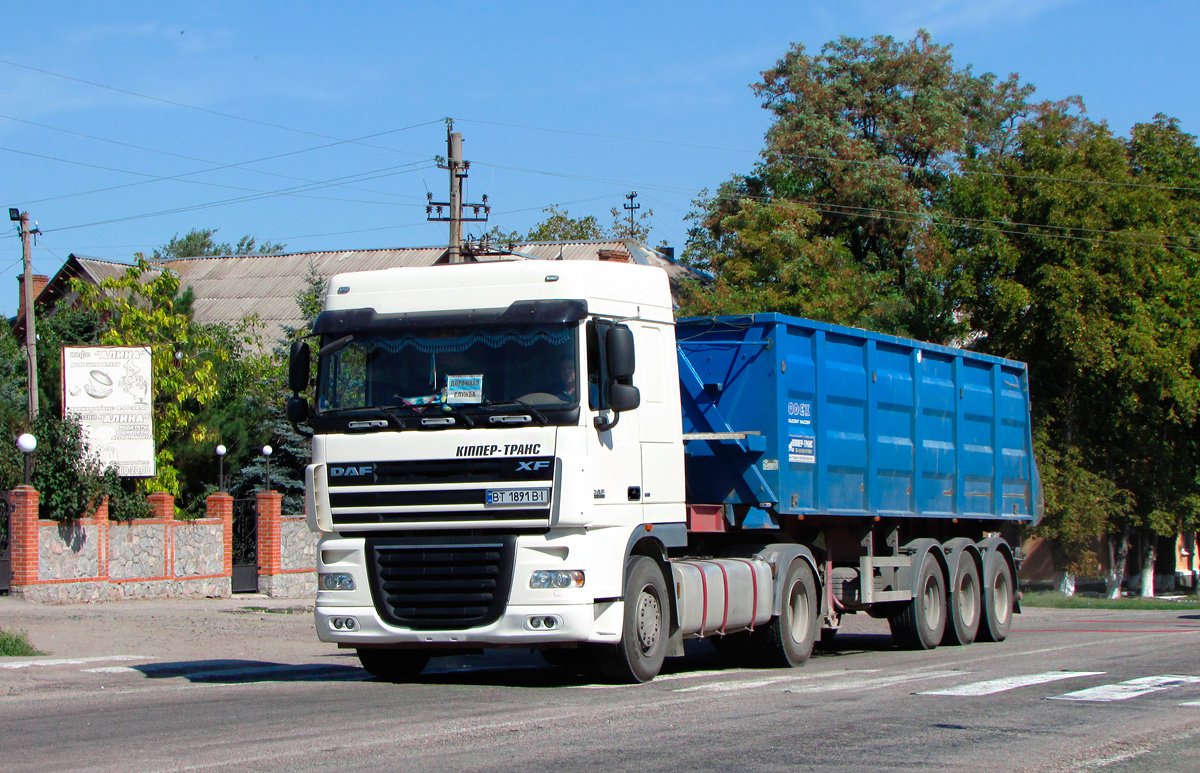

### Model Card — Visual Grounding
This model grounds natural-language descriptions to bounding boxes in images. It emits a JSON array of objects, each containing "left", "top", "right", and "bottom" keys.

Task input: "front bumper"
[{"left": 315, "top": 600, "right": 624, "bottom": 646}]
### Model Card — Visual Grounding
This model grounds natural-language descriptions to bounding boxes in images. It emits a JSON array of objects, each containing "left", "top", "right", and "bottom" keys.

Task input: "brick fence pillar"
[
  {"left": 256, "top": 491, "right": 283, "bottom": 587},
  {"left": 206, "top": 493, "right": 233, "bottom": 579},
  {"left": 9, "top": 486, "right": 40, "bottom": 589},
  {"left": 147, "top": 492, "right": 175, "bottom": 520}
]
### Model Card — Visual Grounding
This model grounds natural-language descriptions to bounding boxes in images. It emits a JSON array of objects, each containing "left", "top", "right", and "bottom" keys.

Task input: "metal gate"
[
  {"left": 231, "top": 497, "right": 258, "bottom": 593},
  {"left": 1, "top": 491, "right": 11, "bottom": 594}
]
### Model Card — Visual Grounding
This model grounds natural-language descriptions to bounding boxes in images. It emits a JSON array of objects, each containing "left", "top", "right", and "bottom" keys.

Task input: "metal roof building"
[{"left": 12, "top": 240, "right": 698, "bottom": 344}]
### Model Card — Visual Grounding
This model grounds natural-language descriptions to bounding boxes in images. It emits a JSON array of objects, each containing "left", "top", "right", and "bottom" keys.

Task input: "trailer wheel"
[
  {"left": 888, "top": 553, "right": 946, "bottom": 650},
  {"left": 942, "top": 555, "right": 981, "bottom": 646},
  {"left": 754, "top": 559, "right": 818, "bottom": 667},
  {"left": 978, "top": 553, "right": 1014, "bottom": 643},
  {"left": 356, "top": 649, "right": 430, "bottom": 682},
  {"left": 598, "top": 555, "right": 668, "bottom": 683}
]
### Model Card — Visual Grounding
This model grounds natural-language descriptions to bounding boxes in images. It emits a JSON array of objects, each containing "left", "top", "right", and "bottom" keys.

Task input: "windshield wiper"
[
  {"left": 434, "top": 402, "right": 475, "bottom": 428},
  {"left": 327, "top": 405, "right": 408, "bottom": 429},
  {"left": 318, "top": 334, "right": 355, "bottom": 358},
  {"left": 481, "top": 399, "right": 548, "bottom": 426}
]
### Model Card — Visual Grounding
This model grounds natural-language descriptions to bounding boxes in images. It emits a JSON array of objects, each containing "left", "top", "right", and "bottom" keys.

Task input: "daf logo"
[
  {"left": 516, "top": 461, "right": 550, "bottom": 472},
  {"left": 329, "top": 465, "right": 373, "bottom": 477}
]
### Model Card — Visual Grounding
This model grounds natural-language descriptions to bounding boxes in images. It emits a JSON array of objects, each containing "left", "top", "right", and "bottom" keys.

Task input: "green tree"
[
  {"left": 71, "top": 257, "right": 230, "bottom": 495},
  {"left": 682, "top": 31, "right": 1033, "bottom": 339},
  {"left": 152, "top": 228, "right": 285, "bottom": 260},
  {"left": 943, "top": 105, "right": 1200, "bottom": 597}
]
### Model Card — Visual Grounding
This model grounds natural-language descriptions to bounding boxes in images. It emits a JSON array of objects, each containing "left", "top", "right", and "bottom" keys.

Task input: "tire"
[
  {"left": 941, "top": 553, "right": 981, "bottom": 646},
  {"left": 356, "top": 649, "right": 431, "bottom": 682},
  {"left": 978, "top": 552, "right": 1014, "bottom": 643},
  {"left": 752, "top": 559, "right": 818, "bottom": 668},
  {"left": 596, "top": 555, "right": 668, "bottom": 683},
  {"left": 888, "top": 552, "right": 946, "bottom": 650}
]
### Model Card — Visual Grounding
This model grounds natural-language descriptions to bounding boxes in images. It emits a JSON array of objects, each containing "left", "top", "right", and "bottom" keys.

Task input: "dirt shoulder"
[{"left": 0, "top": 594, "right": 324, "bottom": 664}]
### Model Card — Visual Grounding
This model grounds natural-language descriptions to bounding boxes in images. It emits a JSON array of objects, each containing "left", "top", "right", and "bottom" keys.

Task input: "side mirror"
[
  {"left": 607, "top": 326, "right": 635, "bottom": 379},
  {"left": 289, "top": 340, "right": 311, "bottom": 394},
  {"left": 286, "top": 395, "right": 309, "bottom": 424},
  {"left": 609, "top": 383, "right": 640, "bottom": 412}
]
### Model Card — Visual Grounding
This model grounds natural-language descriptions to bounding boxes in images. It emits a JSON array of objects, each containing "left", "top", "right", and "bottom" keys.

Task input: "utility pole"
[
  {"left": 10, "top": 208, "right": 39, "bottom": 421},
  {"left": 623, "top": 191, "right": 640, "bottom": 237},
  {"left": 427, "top": 120, "right": 490, "bottom": 263}
]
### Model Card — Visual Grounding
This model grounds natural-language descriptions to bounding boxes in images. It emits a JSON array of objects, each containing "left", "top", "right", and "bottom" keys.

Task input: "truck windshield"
[{"left": 316, "top": 324, "right": 580, "bottom": 422}]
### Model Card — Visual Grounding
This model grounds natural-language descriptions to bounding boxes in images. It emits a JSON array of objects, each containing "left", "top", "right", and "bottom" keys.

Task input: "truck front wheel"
[
  {"left": 356, "top": 649, "right": 431, "bottom": 682},
  {"left": 754, "top": 559, "right": 818, "bottom": 667},
  {"left": 597, "top": 555, "right": 668, "bottom": 683}
]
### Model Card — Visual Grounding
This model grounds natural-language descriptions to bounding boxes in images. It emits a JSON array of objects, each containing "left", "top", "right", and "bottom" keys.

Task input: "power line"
[
  {"left": 3, "top": 115, "right": 440, "bottom": 206},
  {"left": 461, "top": 116, "right": 1200, "bottom": 195},
  {"left": 0, "top": 57, "right": 440, "bottom": 156},
  {"left": 42, "top": 160, "right": 436, "bottom": 234}
]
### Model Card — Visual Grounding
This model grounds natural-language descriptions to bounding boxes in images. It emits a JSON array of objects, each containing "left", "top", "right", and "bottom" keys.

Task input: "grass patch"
[
  {"left": 1022, "top": 590, "right": 1200, "bottom": 611},
  {"left": 0, "top": 628, "right": 42, "bottom": 657}
]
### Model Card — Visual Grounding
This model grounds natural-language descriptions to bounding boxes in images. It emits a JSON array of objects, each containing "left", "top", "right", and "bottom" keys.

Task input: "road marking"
[
  {"left": 0, "top": 655, "right": 154, "bottom": 670},
  {"left": 1050, "top": 675, "right": 1200, "bottom": 702},
  {"left": 82, "top": 666, "right": 142, "bottom": 674},
  {"left": 1180, "top": 700, "right": 1200, "bottom": 707},
  {"left": 919, "top": 671, "right": 1104, "bottom": 696},
  {"left": 674, "top": 669, "right": 959, "bottom": 695}
]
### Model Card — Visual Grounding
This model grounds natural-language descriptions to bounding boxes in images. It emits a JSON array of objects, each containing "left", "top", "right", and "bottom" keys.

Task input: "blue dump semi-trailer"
[
  {"left": 294, "top": 260, "right": 1040, "bottom": 683},
  {"left": 676, "top": 313, "right": 1041, "bottom": 658}
]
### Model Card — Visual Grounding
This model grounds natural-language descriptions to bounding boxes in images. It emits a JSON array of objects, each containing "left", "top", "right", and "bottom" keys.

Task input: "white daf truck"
[{"left": 287, "top": 259, "right": 1039, "bottom": 683}]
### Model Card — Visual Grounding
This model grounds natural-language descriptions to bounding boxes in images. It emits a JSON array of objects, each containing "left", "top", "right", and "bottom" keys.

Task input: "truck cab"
[{"left": 290, "top": 260, "right": 686, "bottom": 681}]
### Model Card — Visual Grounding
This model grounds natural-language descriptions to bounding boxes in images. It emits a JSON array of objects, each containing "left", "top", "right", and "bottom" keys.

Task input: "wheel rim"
[
  {"left": 922, "top": 574, "right": 942, "bottom": 630},
  {"left": 958, "top": 571, "right": 978, "bottom": 627},
  {"left": 635, "top": 585, "right": 661, "bottom": 655},
  {"left": 992, "top": 570, "right": 1011, "bottom": 626},
  {"left": 787, "top": 580, "right": 811, "bottom": 644}
]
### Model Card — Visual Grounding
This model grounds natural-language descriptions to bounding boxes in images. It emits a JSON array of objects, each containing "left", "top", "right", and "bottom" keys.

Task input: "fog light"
[
  {"left": 319, "top": 572, "right": 355, "bottom": 591},
  {"left": 530, "top": 617, "right": 543, "bottom": 628},
  {"left": 331, "top": 618, "right": 344, "bottom": 629},
  {"left": 343, "top": 617, "right": 358, "bottom": 631},
  {"left": 530, "top": 570, "right": 585, "bottom": 589},
  {"left": 543, "top": 617, "right": 556, "bottom": 629}
]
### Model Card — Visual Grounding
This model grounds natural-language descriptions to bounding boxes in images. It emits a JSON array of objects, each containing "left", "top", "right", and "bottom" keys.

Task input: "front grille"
[
  {"left": 366, "top": 536, "right": 516, "bottom": 630},
  {"left": 329, "top": 456, "right": 555, "bottom": 529}
]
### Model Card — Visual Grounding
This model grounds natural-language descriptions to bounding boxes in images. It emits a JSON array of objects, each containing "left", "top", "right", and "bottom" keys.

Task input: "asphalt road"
[{"left": 1, "top": 597, "right": 1198, "bottom": 772}]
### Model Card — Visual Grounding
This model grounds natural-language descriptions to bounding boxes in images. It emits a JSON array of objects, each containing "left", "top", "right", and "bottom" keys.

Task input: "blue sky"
[{"left": 3, "top": 0, "right": 1198, "bottom": 318}]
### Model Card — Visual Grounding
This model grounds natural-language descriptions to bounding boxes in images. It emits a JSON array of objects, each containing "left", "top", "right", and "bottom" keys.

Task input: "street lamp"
[
  {"left": 262, "top": 445, "right": 273, "bottom": 492},
  {"left": 17, "top": 432, "right": 36, "bottom": 486},
  {"left": 215, "top": 444, "right": 227, "bottom": 492}
]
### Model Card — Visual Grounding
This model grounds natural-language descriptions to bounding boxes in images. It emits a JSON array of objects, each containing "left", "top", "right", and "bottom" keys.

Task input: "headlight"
[
  {"left": 319, "top": 572, "right": 355, "bottom": 591},
  {"left": 530, "top": 570, "right": 585, "bottom": 589}
]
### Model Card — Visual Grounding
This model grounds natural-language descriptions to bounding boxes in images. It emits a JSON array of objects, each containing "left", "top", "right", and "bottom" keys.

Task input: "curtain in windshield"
[{"left": 318, "top": 325, "right": 578, "bottom": 411}]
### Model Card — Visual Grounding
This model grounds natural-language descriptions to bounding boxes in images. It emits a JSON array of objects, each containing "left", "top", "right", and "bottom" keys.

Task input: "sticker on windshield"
[{"left": 446, "top": 374, "right": 483, "bottom": 404}]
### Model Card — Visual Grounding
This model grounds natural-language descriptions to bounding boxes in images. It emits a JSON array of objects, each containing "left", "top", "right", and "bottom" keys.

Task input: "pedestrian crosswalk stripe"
[
  {"left": 1182, "top": 700, "right": 1200, "bottom": 707},
  {"left": 1049, "top": 675, "right": 1200, "bottom": 702},
  {"left": 919, "top": 671, "right": 1104, "bottom": 696}
]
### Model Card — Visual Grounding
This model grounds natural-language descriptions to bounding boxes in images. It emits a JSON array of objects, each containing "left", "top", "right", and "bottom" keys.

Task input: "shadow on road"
[
  {"left": 134, "top": 659, "right": 367, "bottom": 683},
  {"left": 131, "top": 630, "right": 898, "bottom": 688}
]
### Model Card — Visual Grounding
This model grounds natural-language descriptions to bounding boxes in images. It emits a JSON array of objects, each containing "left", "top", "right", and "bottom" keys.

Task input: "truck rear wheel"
[
  {"left": 597, "top": 555, "right": 668, "bottom": 683},
  {"left": 753, "top": 559, "right": 818, "bottom": 668},
  {"left": 356, "top": 649, "right": 431, "bottom": 682},
  {"left": 942, "top": 554, "right": 981, "bottom": 646},
  {"left": 888, "top": 553, "right": 946, "bottom": 650},
  {"left": 977, "top": 553, "right": 1014, "bottom": 643}
]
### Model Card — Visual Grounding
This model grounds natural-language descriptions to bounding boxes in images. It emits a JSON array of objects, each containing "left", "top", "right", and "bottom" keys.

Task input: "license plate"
[{"left": 485, "top": 488, "right": 549, "bottom": 506}]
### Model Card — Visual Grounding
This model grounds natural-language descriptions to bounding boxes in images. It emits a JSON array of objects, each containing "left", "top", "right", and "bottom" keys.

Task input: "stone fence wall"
[{"left": 5, "top": 487, "right": 317, "bottom": 604}]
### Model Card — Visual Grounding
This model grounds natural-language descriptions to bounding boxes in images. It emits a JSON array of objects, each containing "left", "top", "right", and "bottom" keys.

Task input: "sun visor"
[{"left": 313, "top": 299, "right": 588, "bottom": 335}]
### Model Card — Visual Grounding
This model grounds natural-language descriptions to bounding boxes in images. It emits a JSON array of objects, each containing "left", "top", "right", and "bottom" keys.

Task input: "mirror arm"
[{"left": 593, "top": 410, "right": 620, "bottom": 433}]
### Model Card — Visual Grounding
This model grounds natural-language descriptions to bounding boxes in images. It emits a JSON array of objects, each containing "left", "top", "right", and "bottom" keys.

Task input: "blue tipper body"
[{"left": 677, "top": 314, "right": 1041, "bottom": 527}]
